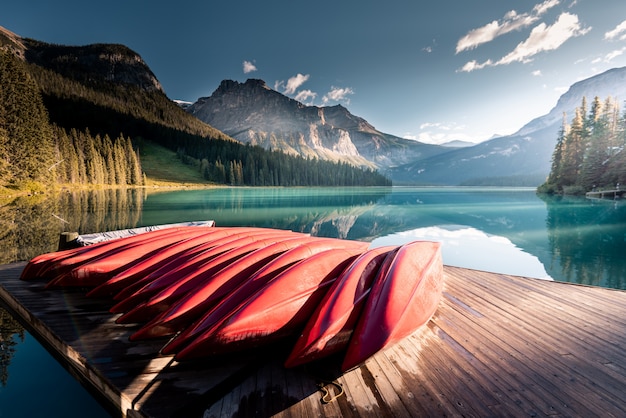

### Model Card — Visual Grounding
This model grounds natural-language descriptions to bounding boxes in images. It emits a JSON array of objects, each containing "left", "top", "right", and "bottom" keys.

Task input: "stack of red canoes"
[{"left": 21, "top": 225, "right": 443, "bottom": 372}]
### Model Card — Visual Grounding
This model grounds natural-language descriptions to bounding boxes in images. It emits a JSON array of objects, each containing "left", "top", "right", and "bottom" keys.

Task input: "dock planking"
[{"left": 1, "top": 261, "right": 625, "bottom": 417}]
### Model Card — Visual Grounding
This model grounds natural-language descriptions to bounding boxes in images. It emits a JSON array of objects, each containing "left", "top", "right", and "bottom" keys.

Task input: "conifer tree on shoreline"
[
  {"left": 538, "top": 95, "right": 626, "bottom": 195},
  {"left": 0, "top": 51, "right": 144, "bottom": 190}
]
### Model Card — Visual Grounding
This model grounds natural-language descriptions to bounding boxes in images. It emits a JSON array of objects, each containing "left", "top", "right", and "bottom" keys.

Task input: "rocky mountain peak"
[
  {"left": 215, "top": 78, "right": 270, "bottom": 94},
  {"left": 1, "top": 25, "right": 162, "bottom": 93},
  {"left": 187, "top": 79, "right": 447, "bottom": 170},
  {"left": 516, "top": 66, "right": 626, "bottom": 136},
  {"left": 0, "top": 26, "right": 27, "bottom": 58}
]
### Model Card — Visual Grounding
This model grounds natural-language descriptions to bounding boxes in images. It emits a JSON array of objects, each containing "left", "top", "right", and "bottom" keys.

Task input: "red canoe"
[
  {"left": 284, "top": 245, "right": 399, "bottom": 368},
  {"left": 173, "top": 247, "right": 365, "bottom": 361},
  {"left": 87, "top": 227, "right": 268, "bottom": 297},
  {"left": 341, "top": 241, "right": 443, "bottom": 372},
  {"left": 112, "top": 231, "right": 301, "bottom": 318},
  {"left": 161, "top": 238, "right": 370, "bottom": 355},
  {"left": 123, "top": 235, "right": 313, "bottom": 328},
  {"left": 109, "top": 229, "right": 299, "bottom": 311},
  {"left": 40, "top": 227, "right": 209, "bottom": 284},
  {"left": 109, "top": 229, "right": 264, "bottom": 304},
  {"left": 21, "top": 226, "right": 208, "bottom": 280},
  {"left": 46, "top": 227, "right": 217, "bottom": 288}
]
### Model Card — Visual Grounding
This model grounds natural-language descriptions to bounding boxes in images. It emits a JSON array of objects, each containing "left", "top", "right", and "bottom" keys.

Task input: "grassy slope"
[{"left": 138, "top": 140, "right": 210, "bottom": 186}]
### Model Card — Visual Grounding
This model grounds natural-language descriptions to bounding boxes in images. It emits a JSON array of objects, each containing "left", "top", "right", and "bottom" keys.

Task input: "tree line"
[
  {"left": 0, "top": 50, "right": 144, "bottom": 190},
  {"left": 17, "top": 43, "right": 391, "bottom": 188},
  {"left": 539, "top": 96, "right": 626, "bottom": 194}
]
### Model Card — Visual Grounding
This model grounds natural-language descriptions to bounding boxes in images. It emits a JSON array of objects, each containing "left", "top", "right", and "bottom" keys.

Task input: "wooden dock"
[
  {"left": 1, "top": 261, "right": 625, "bottom": 417},
  {"left": 586, "top": 188, "right": 625, "bottom": 200}
]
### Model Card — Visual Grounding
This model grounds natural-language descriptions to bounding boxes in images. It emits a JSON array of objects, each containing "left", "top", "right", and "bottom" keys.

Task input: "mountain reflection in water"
[
  {"left": 0, "top": 186, "right": 624, "bottom": 417},
  {"left": 1, "top": 186, "right": 624, "bottom": 289},
  {"left": 371, "top": 225, "right": 552, "bottom": 280}
]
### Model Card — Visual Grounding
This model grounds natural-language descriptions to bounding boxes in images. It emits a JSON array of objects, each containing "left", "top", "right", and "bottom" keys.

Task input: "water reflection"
[
  {"left": 139, "top": 187, "right": 393, "bottom": 239},
  {"left": 1, "top": 186, "right": 624, "bottom": 289},
  {"left": 540, "top": 195, "right": 626, "bottom": 289},
  {"left": 0, "top": 188, "right": 145, "bottom": 264},
  {"left": 371, "top": 225, "right": 552, "bottom": 280},
  {"left": 0, "top": 308, "right": 24, "bottom": 387}
]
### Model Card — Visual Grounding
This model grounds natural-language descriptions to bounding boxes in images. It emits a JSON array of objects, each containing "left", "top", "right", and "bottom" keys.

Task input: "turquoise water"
[{"left": 0, "top": 186, "right": 624, "bottom": 416}]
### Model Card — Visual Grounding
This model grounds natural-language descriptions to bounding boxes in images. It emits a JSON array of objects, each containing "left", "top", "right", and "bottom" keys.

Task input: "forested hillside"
[
  {"left": 539, "top": 96, "right": 626, "bottom": 194},
  {"left": 0, "top": 50, "right": 143, "bottom": 190},
  {"left": 0, "top": 26, "right": 391, "bottom": 190}
]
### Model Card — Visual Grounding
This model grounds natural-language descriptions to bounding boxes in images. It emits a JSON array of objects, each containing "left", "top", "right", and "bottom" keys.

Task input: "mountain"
[
  {"left": 0, "top": 25, "right": 229, "bottom": 142},
  {"left": 1, "top": 26, "right": 162, "bottom": 93},
  {"left": 187, "top": 79, "right": 450, "bottom": 170},
  {"left": 0, "top": 26, "right": 390, "bottom": 189},
  {"left": 389, "top": 66, "right": 626, "bottom": 186},
  {"left": 517, "top": 67, "right": 626, "bottom": 136}
]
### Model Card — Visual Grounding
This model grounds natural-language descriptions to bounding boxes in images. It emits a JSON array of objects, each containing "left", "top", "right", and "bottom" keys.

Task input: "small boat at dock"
[{"left": 19, "top": 223, "right": 444, "bottom": 371}]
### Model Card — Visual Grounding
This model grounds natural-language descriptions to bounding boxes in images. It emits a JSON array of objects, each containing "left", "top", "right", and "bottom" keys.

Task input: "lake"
[{"left": 1, "top": 186, "right": 625, "bottom": 416}]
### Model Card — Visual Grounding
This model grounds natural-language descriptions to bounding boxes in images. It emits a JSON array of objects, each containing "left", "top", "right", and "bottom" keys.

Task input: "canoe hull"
[
  {"left": 173, "top": 247, "right": 364, "bottom": 360},
  {"left": 284, "top": 245, "right": 398, "bottom": 368},
  {"left": 341, "top": 241, "right": 443, "bottom": 372}
]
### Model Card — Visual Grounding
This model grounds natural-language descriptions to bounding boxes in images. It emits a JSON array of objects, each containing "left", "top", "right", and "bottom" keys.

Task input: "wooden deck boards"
[{"left": 1, "top": 261, "right": 625, "bottom": 417}]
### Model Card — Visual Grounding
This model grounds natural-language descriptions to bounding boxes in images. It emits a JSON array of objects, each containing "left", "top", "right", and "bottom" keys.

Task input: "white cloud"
[
  {"left": 242, "top": 60, "right": 257, "bottom": 74},
  {"left": 414, "top": 121, "right": 480, "bottom": 144},
  {"left": 605, "top": 20, "right": 626, "bottom": 41},
  {"left": 294, "top": 89, "right": 317, "bottom": 103},
  {"left": 532, "top": 70, "right": 543, "bottom": 76},
  {"left": 458, "top": 59, "right": 493, "bottom": 72},
  {"left": 498, "top": 13, "right": 590, "bottom": 65},
  {"left": 422, "top": 39, "right": 437, "bottom": 53},
  {"left": 322, "top": 86, "right": 354, "bottom": 104},
  {"left": 604, "top": 47, "right": 626, "bottom": 62},
  {"left": 459, "top": 12, "right": 590, "bottom": 72},
  {"left": 456, "top": 0, "right": 560, "bottom": 53},
  {"left": 283, "top": 73, "right": 310, "bottom": 95},
  {"left": 533, "top": 0, "right": 560, "bottom": 15}
]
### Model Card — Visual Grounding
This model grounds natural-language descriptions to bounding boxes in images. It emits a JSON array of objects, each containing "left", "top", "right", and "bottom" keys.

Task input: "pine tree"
[
  {"left": 0, "top": 50, "right": 55, "bottom": 188},
  {"left": 559, "top": 105, "right": 587, "bottom": 188},
  {"left": 580, "top": 97, "right": 608, "bottom": 190},
  {"left": 124, "top": 136, "right": 142, "bottom": 185},
  {"left": 113, "top": 139, "right": 127, "bottom": 185}
]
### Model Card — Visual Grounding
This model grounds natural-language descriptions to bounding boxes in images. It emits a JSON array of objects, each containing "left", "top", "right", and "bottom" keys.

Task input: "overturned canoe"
[
  {"left": 284, "top": 245, "right": 399, "bottom": 368},
  {"left": 87, "top": 227, "right": 253, "bottom": 297},
  {"left": 160, "top": 238, "right": 370, "bottom": 355},
  {"left": 172, "top": 247, "right": 364, "bottom": 360},
  {"left": 341, "top": 241, "right": 443, "bottom": 372},
  {"left": 122, "top": 235, "right": 312, "bottom": 328},
  {"left": 22, "top": 224, "right": 443, "bottom": 372}
]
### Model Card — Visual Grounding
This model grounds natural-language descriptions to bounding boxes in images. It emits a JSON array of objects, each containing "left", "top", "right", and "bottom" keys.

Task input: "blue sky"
[{"left": 4, "top": 0, "right": 626, "bottom": 144}]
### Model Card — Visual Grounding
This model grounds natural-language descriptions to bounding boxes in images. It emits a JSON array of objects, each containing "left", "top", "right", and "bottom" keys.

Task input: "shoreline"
[{"left": 0, "top": 179, "right": 221, "bottom": 201}]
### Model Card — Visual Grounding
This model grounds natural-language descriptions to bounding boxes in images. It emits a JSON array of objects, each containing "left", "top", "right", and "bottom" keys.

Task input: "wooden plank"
[
  {"left": 450, "top": 269, "right": 626, "bottom": 384},
  {"left": 2, "top": 262, "right": 626, "bottom": 417},
  {"left": 441, "top": 269, "right": 626, "bottom": 416}
]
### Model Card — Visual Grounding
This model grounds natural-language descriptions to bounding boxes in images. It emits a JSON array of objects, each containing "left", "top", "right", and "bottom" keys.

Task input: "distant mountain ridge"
[
  {"left": 0, "top": 25, "right": 390, "bottom": 188},
  {"left": 389, "top": 66, "right": 626, "bottom": 186},
  {"left": 187, "top": 79, "right": 450, "bottom": 170},
  {"left": 516, "top": 66, "right": 626, "bottom": 136},
  {"left": 3, "top": 23, "right": 625, "bottom": 187},
  {"left": 1, "top": 26, "right": 162, "bottom": 93}
]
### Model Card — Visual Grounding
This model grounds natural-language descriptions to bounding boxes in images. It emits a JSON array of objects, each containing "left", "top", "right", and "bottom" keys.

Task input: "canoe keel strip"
[{"left": 20, "top": 225, "right": 443, "bottom": 372}]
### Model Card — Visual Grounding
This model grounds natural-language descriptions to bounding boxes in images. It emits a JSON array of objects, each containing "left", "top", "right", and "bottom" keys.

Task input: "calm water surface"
[{"left": 1, "top": 186, "right": 625, "bottom": 416}]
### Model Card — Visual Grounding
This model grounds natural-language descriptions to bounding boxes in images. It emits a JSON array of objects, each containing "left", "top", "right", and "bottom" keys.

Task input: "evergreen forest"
[
  {"left": 538, "top": 96, "right": 626, "bottom": 194},
  {"left": 0, "top": 43, "right": 390, "bottom": 192},
  {"left": 0, "top": 50, "right": 143, "bottom": 190}
]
